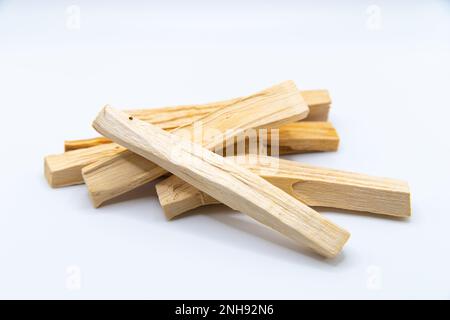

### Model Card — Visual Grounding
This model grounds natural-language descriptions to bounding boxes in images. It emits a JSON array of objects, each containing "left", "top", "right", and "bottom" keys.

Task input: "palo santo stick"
[
  {"left": 46, "top": 81, "right": 312, "bottom": 188},
  {"left": 93, "top": 106, "right": 350, "bottom": 258},
  {"left": 299, "top": 90, "right": 330, "bottom": 121},
  {"left": 65, "top": 121, "right": 339, "bottom": 154},
  {"left": 64, "top": 137, "right": 111, "bottom": 151},
  {"left": 64, "top": 89, "right": 331, "bottom": 151},
  {"left": 47, "top": 121, "right": 338, "bottom": 188},
  {"left": 82, "top": 80, "right": 309, "bottom": 207},
  {"left": 277, "top": 122, "right": 338, "bottom": 154},
  {"left": 155, "top": 155, "right": 411, "bottom": 219},
  {"left": 45, "top": 143, "right": 125, "bottom": 188}
]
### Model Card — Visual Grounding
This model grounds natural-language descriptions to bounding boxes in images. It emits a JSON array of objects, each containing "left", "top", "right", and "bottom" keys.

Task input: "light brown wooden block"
[
  {"left": 298, "top": 89, "right": 330, "bottom": 121},
  {"left": 92, "top": 106, "right": 350, "bottom": 258},
  {"left": 156, "top": 155, "right": 411, "bottom": 219},
  {"left": 64, "top": 137, "right": 111, "bottom": 152},
  {"left": 221, "top": 121, "right": 339, "bottom": 156},
  {"left": 63, "top": 89, "right": 331, "bottom": 151},
  {"left": 44, "top": 143, "right": 125, "bottom": 187},
  {"left": 82, "top": 80, "right": 309, "bottom": 207},
  {"left": 277, "top": 122, "right": 339, "bottom": 154}
]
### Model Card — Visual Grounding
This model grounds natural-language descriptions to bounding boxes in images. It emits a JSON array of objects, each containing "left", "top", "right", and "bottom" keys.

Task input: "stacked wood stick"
[{"left": 44, "top": 81, "right": 411, "bottom": 258}]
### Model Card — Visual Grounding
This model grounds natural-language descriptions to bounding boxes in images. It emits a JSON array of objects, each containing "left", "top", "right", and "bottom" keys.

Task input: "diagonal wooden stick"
[
  {"left": 92, "top": 106, "right": 350, "bottom": 258},
  {"left": 82, "top": 80, "right": 312, "bottom": 207},
  {"left": 155, "top": 155, "right": 411, "bottom": 219}
]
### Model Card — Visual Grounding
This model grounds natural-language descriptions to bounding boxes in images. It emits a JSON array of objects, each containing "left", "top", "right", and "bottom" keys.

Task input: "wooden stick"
[
  {"left": 155, "top": 155, "right": 411, "bottom": 219},
  {"left": 277, "top": 122, "right": 339, "bottom": 154},
  {"left": 92, "top": 106, "right": 350, "bottom": 258},
  {"left": 45, "top": 81, "right": 317, "bottom": 188},
  {"left": 298, "top": 89, "right": 330, "bottom": 121},
  {"left": 64, "top": 137, "right": 111, "bottom": 151},
  {"left": 45, "top": 143, "right": 126, "bottom": 188},
  {"left": 63, "top": 89, "right": 330, "bottom": 151},
  {"left": 82, "top": 80, "right": 310, "bottom": 207},
  {"left": 46, "top": 121, "right": 338, "bottom": 188}
]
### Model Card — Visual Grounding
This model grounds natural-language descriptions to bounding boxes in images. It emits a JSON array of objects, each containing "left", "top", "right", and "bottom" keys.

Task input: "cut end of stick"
[
  {"left": 44, "top": 156, "right": 55, "bottom": 187},
  {"left": 155, "top": 175, "right": 210, "bottom": 220},
  {"left": 401, "top": 184, "right": 412, "bottom": 218},
  {"left": 44, "top": 142, "right": 126, "bottom": 188},
  {"left": 92, "top": 105, "right": 122, "bottom": 137},
  {"left": 323, "top": 228, "right": 351, "bottom": 258},
  {"left": 44, "top": 154, "right": 84, "bottom": 188},
  {"left": 82, "top": 149, "right": 168, "bottom": 208},
  {"left": 154, "top": 181, "right": 178, "bottom": 220},
  {"left": 81, "top": 154, "right": 122, "bottom": 209},
  {"left": 81, "top": 166, "right": 103, "bottom": 209}
]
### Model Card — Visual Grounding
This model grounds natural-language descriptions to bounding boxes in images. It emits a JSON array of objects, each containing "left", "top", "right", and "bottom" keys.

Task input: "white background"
[{"left": 1, "top": 0, "right": 449, "bottom": 299}]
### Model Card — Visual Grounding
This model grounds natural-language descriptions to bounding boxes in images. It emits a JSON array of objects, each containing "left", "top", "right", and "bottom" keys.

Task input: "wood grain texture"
[
  {"left": 277, "top": 122, "right": 339, "bottom": 154},
  {"left": 64, "top": 137, "right": 111, "bottom": 152},
  {"left": 63, "top": 89, "right": 330, "bottom": 151},
  {"left": 92, "top": 106, "right": 350, "bottom": 258},
  {"left": 297, "top": 89, "right": 330, "bottom": 121},
  {"left": 44, "top": 143, "right": 125, "bottom": 187},
  {"left": 156, "top": 155, "right": 411, "bottom": 219},
  {"left": 82, "top": 80, "right": 309, "bottom": 207}
]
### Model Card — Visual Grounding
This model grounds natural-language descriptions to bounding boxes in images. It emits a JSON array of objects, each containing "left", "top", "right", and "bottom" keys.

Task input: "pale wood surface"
[
  {"left": 44, "top": 143, "right": 125, "bottom": 187},
  {"left": 92, "top": 106, "right": 350, "bottom": 258},
  {"left": 277, "top": 122, "right": 339, "bottom": 154},
  {"left": 82, "top": 80, "right": 309, "bottom": 207},
  {"left": 156, "top": 155, "right": 411, "bottom": 219},
  {"left": 297, "top": 89, "right": 330, "bottom": 121},
  {"left": 64, "top": 89, "right": 330, "bottom": 151}
]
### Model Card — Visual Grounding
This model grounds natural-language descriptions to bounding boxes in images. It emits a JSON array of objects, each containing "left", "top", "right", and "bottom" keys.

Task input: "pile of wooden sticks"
[{"left": 44, "top": 81, "right": 411, "bottom": 258}]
